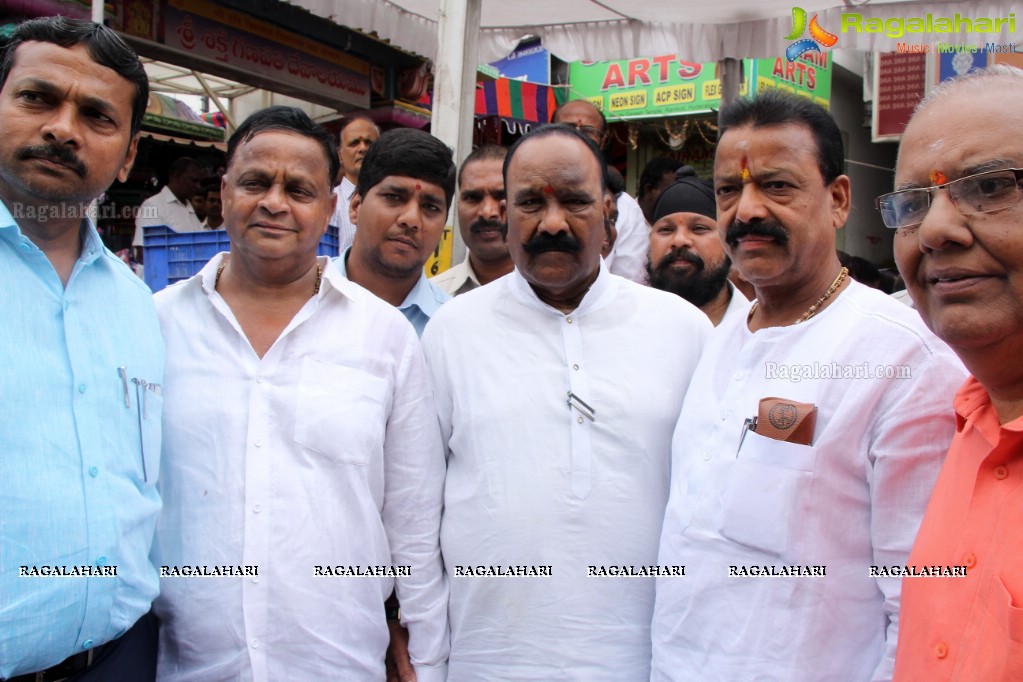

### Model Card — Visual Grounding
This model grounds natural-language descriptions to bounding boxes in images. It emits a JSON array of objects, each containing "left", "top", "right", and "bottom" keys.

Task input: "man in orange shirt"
[{"left": 885, "top": 65, "right": 1023, "bottom": 680}]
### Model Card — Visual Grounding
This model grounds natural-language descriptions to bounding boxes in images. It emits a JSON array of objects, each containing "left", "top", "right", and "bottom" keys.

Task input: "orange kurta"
[{"left": 893, "top": 377, "right": 1023, "bottom": 681}]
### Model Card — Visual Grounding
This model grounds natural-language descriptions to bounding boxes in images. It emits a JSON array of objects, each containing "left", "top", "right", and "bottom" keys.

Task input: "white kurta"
[
  {"left": 421, "top": 264, "right": 711, "bottom": 681},
  {"left": 605, "top": 192, "right": 650, "bottom": 283},
  {"left": 152, "top": 255, "right": 448, "bottom": 682},
  {"left": 652, "top": 280, "right": 966, "bottom": 681}
]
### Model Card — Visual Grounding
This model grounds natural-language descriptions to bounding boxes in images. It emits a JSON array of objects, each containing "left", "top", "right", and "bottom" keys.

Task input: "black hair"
[
  {"left": 458, "top": 144, "right": 507, "bottom": 187},
  {"left": 718, "top": 89, "right": 844, "bottom": 184},
  {"left": 168, "top": 157, "right": 200, "bottom": 178},
  {"left": 0, "top": 16, "right": 149, "bottom": 138},
  {"left": 638, "top": 157, "right": 683, "bottom": 198},
  {"left": 226, "top": 106, "right": 339, "bottom": 186},
  {"left": 504, "top": 124, "right": 608, "bottom": 194},
  {"left": 356, "top": 127, "right": 455, "bottom": 208}
]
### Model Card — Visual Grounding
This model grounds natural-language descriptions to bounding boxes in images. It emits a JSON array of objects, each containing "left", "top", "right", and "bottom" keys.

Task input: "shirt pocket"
[
  {"left": 720, "top": 429, "right": 817, "bottom": 559},
  {"left": 293, "top": 358, "right": 389, "bottom": 466}
]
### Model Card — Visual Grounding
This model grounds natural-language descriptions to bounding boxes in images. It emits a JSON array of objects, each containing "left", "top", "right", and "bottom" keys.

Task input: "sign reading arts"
[{"left": 568, "top": 53, "right": 829, "bottom": 119}]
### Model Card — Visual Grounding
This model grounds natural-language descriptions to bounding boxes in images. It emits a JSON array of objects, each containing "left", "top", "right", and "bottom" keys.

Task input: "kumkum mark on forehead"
[
  {"left": 740, "top": 156, "right": 752, "bottom": 183},
  {"left": 544, "top": 185, "right": 554, "bottom": 194},
  {"left": 929, "top": 170, "right": 947, "bottom": 186},
  {"left": 415, "top": 182, "right": 422, "bottom": 190}
]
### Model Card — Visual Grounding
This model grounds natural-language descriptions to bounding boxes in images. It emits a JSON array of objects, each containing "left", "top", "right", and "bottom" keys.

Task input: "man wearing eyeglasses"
[{"left": 886, "top": 65, "right": 1023, "bottom": 681}]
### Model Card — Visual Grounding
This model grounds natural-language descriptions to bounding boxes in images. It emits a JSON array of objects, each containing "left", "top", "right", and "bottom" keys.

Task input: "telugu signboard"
[{"left": 116, "top": 0, "right": 370, "bottom": 109}]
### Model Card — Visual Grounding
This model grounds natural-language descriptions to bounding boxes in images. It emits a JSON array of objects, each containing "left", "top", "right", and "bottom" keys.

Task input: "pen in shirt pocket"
[{"left": 736, "top": 416, "right": 757, "bottom": 456}]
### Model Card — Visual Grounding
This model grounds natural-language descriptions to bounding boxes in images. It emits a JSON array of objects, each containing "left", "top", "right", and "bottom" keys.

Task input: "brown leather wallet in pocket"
[{"left": 756, "top": 397, "right": 817, "bottom": 446}]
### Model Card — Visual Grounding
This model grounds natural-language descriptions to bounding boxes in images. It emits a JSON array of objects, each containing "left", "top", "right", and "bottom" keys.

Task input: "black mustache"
[
  {"left": 657, "top": 247, "right": 704, "bottom": 271},
  {"left": 725, "top": 219, "right": 788, "bottom": 247},
  {"left": 522, "top": 231, "right": 582, "bottom": 255},
  {"left": 18, "top": 144, "right": 87, "bottom": 177},
  {"left": 470, "top": 218, "right": 506, "bottom": 236}
]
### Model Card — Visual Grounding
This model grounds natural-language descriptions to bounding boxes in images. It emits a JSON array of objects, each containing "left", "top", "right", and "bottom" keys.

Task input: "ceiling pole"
[
  {"left": 431, "top": 0, "right": 481, "bottom": 264},
  {"left": 91, "top": 0, "right": 102, "bottom": 23},
  {"left": 191, "top": 70, "right": 237, "bottom": 134},
  {"left": 717, "top": 57, "right": 742, "bottom": 127}
]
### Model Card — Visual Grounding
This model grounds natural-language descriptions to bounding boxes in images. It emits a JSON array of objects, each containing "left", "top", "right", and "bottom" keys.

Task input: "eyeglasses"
[
  {"left": 562, "top": 122, "right": 604, "bottom": 142},
  {"left": 876, "top": 167, "right": 1023, "bottom": 229}
]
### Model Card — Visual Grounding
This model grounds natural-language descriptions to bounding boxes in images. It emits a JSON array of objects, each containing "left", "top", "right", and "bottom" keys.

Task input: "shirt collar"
[
  {"left": 953, "top": 375, "right": 1023, "bottom": 440},
  {"left": 334, "top": 247, "right": 449, "bottom": 315},
  {"left": 0, "top": 198, "right": 104, "bottom": 265},
  {"left": 509, "top": 258, "right": 616, "bottom": 318}
]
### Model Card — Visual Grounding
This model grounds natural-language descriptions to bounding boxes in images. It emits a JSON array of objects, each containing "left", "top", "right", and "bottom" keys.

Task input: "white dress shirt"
[
  {"left": 132, "top": 185, "right": 203, "bottom": 246},
  {"left": 605, "top": 192, "right": 650, "bottom": 283},
  {"left": 719, "top": 280, "right": 751, "bottom": 327},
  {"left": 428, "top": 257, "right": 479, "bottom": 297},
  {"left": 152, "top": 254, "right": 448, "bottom": 682},
  {"left": 422, "top": 264, "right": 711, "bottom": 681},
  {"left": 329, "top": 176, "right": 358, "bottom": 254},
  {"left": 652, "top": 281, "right": 966, "bottom": 681}
]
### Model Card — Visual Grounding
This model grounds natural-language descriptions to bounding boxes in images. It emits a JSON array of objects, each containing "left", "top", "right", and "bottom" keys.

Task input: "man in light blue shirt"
[
  {"left": 339, "top": 127, "right": 453, "bottom": 336},
  {"left": 0, "top": 17, "right": 164, "bottom": 681}
]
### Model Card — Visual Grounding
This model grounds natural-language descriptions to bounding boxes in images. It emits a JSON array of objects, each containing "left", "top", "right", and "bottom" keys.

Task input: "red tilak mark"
[
  {"left": 740, "top": 156, "right": 751, "bottom": 183},
  {"left": 543, "top": 185, "right": 554, "bottom": 194},
  {"left": 929, "top": 170, "right": 947, "bottom": 186},
  {"left": 415, "top": 183, "right": 422, "bottom": 190}
]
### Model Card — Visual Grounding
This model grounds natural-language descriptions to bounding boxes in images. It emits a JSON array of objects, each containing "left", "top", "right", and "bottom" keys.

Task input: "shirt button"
[
  {"left": 254, "top": 438, "right": 263, "bottom": 447},
  {"left": 88, "top": 466, "right": 99, "bottom": 477},
  {"left": 250, "top": 639, "right": 259, "bottom": 649},
  {"left": 78, "top": 383, "right": 87, "bottom": 394},
  {"left": 964, "top": 552, "right": 977, "bottom": 569},
  {"left": 96, "top": 556, "right": 107, "bottom": 567},
  {"left": 256, "top": 376, "right": 264, "bottom": 383},
  {"left": 19, "top": 242, "right": 30, "bottom": 251},
  {"left": 720, "top": 414, "right": 728, "bottom": 421},
  {"left": 572, "top": 364, "right": 579, "bottom": 371},
  {"left": 566, "top": 317, "right": 573, "bottom": 324},
  {"left": 934, "top": 641, "right": 948, "bottom": 659},
  {"left": 703, "top": 452, "right": 712, "bottom": 461},
  {"left": 253, "top": 577, "right": 260, "bottom": 584},
  {"left": 994, "top": 465, "right": 1009, "bottom": 480},
  {"left": 577, "top": 416, "right": 584, "bottom": 424},
  {"left": 82, "top": 639, "right": 93, "bottom": 649},
  {"left": 253, "top": 504, "right": 261, "bottom": 513},
  {"left": 734, "top": 371, "right": 744, "bottom": 380}
]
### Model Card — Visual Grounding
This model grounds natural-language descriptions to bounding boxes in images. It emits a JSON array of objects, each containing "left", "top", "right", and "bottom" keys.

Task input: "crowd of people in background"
[{"left": 3, "top": 14, "right": 1023, "bottom": 682}]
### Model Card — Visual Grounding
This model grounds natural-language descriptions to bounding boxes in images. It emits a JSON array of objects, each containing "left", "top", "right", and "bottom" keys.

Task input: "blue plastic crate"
[{"left": 143, "top": 225, "right": 340, "bottom": 293}]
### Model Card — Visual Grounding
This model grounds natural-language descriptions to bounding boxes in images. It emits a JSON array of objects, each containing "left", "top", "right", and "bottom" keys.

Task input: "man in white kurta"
[
  {"left": 651, "top": 89, "right": 965, "bottom": 681},
  {"left": 422, "top": 124, "right": 710, "bottom": 681},
  {"left": 151, "top": 107, "right": 447, "bottom": 681}
]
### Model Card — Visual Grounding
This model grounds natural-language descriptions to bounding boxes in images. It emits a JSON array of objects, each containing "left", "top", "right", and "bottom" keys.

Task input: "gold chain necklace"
[
  {"left": 747, "top": 267, "right": 848, "bottom": 325},
  {"left": 215, "top": 261, "right": 323, "bottom": 295}
]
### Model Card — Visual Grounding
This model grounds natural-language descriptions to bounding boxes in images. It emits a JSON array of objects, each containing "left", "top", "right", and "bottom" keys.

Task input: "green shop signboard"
[{"left": 567, "top": 53, "right": 831, "bottom": 119}]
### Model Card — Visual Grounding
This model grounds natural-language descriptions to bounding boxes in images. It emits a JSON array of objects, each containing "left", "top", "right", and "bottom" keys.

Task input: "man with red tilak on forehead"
[
  {"left": 887, "top": 66, "right": 1023, "bottom": 682},
  {"left": 650, "top": 90, "right": 965, "bottom": 681}
]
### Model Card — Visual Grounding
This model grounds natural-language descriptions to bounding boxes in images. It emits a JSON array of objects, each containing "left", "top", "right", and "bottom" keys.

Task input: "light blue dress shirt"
[
  {"left": 335, "top": 248, "right": 449, "bottom": 337},
  {"left": 0, "top": 200, "right": 165, "bottom": 678}
]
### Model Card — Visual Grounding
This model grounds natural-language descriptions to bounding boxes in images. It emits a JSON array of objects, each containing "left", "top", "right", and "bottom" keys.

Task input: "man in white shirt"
[
  {"left": 329, "top": 116, "right": 379, "bottom": 253},
  {"left": 553, "top": 99, "right": 650, "bottom": 283},
  {"left": 131, "top": 156, "right": 204, "bottom": 253},
  {"left": 430, "top": 144, "right": 513, "bottom": 296},
  {"left": 422, "top": 124, "right": 711, "bottom": 681},
  {"left": 647, "top": 166, "right": 748, "bottom": 326},
  {"left": 152, "top": 106, "right": 448, "bottom": 681},
  {"left": 339, "top": 127, "right": 453, "bottom": 337},
  {"left": 650, "top": 90, "right": 965, "bottom": 681}
]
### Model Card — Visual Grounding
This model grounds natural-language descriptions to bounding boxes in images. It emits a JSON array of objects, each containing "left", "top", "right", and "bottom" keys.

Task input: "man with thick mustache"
[
  {"left": 0, "top": 17, "right": 164, "bottom": 680},
  {"left": 430, "top": 144, "right": 512, "bottom": 296},
  {"left": 646, "top": 166, "right": 748, "bottom": 326},
  {"left": 422, "top": 124, "right": 710, "bottom": 680},
  {"left": 650, "top": 90, "right": 965, "bottom": 681},
  {"left": 340, "top": 127, "right": 453, "bottom": 336}
]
